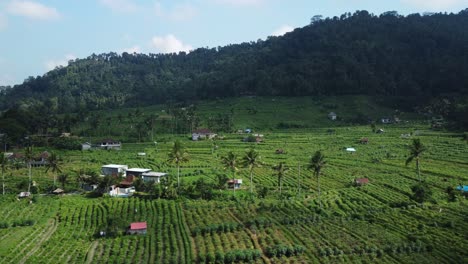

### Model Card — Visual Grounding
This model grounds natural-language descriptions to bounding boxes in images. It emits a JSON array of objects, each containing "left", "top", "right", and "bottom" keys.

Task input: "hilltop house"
[
  {"left": 192, "top": 129, "right": 216, "bottom": 141},
  {"left": 101, "top": 164, "right": 128, "bottom": 177},
  {"left": 328, "top": 112, "right": 337, "bottom": 120},
  {"left": 127, "top": 222, "right": 147, "bottom": 235},
  {"left": 99, "top": 139, "right": 121, "bottom": 150},
  {"left": 141, "top": 172, "right": 167, "bottom": 183}
]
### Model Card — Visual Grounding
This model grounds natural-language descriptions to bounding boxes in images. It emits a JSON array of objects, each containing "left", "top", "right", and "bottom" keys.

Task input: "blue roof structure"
[{"left": 455, "top": 185, "right": 468, "bottom": 192}]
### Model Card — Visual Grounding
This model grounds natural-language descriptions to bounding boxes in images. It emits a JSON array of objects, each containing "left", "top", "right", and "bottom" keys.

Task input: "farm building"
[
  {"left": 126, "top": 168, "right": 152, "bottom": 178},
  {"left": 141, "top": 172, "right": 167, "bottom": 183},
  {"left": 192, "top": 129, "right": 216, "bottom": 141},
  {"left": 81, "top": 142, "right": 92, "bottom": 150},
  {"left": 245, "top": 128, "right": 252, "bottom": 133},
  {"left": 101, "top": 164, "right": 128, "bottom": 177},
  {"left": 128, "top": 222, "right": 147, "bottom": 235},
  {"left": 376, "top": 128, "right": 385, "bottom": 134},
  {"left": 355, "top": 178, "right": 369, "bottom": 186},
  {"left": 18, "top": 192, "right": 31, "bottom": 198},
  {"left": 381, "top": 118, "right": 392, "bottom": 124},
  {"left": 275, "top": 149, "right": 285, "bottom": 154},
  {"left": 31, "top": 151, "right": 49, "bottom": 167},
  {"left": 227, "top": 179, "right": 243, "bottom": 189},
  {"left": 346, "top": 147, "right": 356, "bottom": 153},
  {"left": 98, "top": 139, "right": 121, "bottom": 150},
  {"left": 328, "top": 112, "right": 337, "bottom": 120},
  {"left": 52, "top": 188, "right": 64, "bottom": 195},
  {"left": 109, "top": 185, "right": 135, "bottom": 197},
  {"left": 456, "top": 185, "right": 468, "bottom": 192},
  {"left": 360, "top": 138, "right": 369, "bottom": 144}
]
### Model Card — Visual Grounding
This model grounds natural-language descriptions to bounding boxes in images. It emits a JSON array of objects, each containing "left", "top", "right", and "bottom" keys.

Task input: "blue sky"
[{"left": 0, "top": 0, "right": 467, "bottom": 86}]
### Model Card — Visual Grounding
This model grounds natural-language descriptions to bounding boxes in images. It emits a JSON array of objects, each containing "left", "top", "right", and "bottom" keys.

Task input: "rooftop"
[
  {"left": 142, "top": 172, "right": 167, "bottom": 177},
  {"left": 102, "top": 164, "right": 128, "bottom": 168},
  {"left": 130, "top": 222, "right": 147, "bottom": 230},
  {"left": 127, "top": 168, "right": 152, "bottom": 173}
]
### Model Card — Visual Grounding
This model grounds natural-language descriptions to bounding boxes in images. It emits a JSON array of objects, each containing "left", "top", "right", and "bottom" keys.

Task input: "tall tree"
[
  {"left": 167, "top": 140, "right": 189, "bottom": 194},
  {"left": 308, "top": 151, "right": 326, "bottom": 209},
  {"left": 405, "top": 139, "right": 426, "bottom": 183},
  {"left": 24, "top": 146, "right": 34, "bottom": 193},
  {"left": 273, "top": 162, "right": 289, "bottom": 195},
  {"left": 45, "top": 152, "right": 62, "bottom": 187},
  {"left": 0, "top": 154, "right": 7, "bottom": 195},
  {"left": 57, "top": 174, "right": 68, "bottom": 190},
  {"left": 242, "top": 148, "right": 262, "bottom": 196},
  {"left": 221, "top": 151, "right": 239, "bottom": 194}
]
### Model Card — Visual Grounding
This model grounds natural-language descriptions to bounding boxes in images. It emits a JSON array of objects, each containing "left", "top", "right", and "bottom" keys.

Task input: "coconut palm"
[
  {"left": 167, "top": 140, "right": 189, "bottom": 194},
  {"left": 45, "top": 152, "right": 62, "bottom": 187},
  {"left": 405, "top": 139, "right": 426, "bottom": 183},
  {"left": 242, "top": 148, "right": 262, "bottom": 195},
  {"left": 57, "top": 174, "right": 68, "bottom": 190},
  {"left": 221, "top": 151, "right": 239, "bottom": 194},
  {"left": 24, "top": 146, "right": 34, "bottom": 193},
  {"left": 308, "top": 151, "right": 326, "bottom": 209},
  {"left": 273, "top": 162, "right": 289, "bottom": 195},
  {"left": 1, "top": 154, "right": 7, "bottom": 195}
]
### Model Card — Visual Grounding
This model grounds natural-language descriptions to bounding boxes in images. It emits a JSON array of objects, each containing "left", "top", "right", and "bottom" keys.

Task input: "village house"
[
  {"left": 98, "top": 139, "right": 121, "bottom": 150},
  {"left": 141, "top": 172, "right": 167, "bottom": 183},
  {"left": 127, "top": 222, "right": 147, "bottom": 235},
  {"left": 227, "top": 179, "right": 243, "bottom": 189},
  {"left": 109, "top": 185, "right": 135, "bottom": 197},
  {"left": 328, "top": 112, "right": 337, "bottom": 120},
  {"left": 381, "top": 117, "right": 392, "bottom": 124},
  {"left": 31, "top": 151, "right": 49, "bottom": 167},
  {"left": 126, "top": 168, "right": 152, "bottom": 178},
  {"left": 101, "top": 164, "right": 128, "bottom": 177},
  {"left": 192, "top": 129, "right": 216, "bottom": 141},
  {"left": 18, "top": 192, "right": 31, "bottom": 198}
]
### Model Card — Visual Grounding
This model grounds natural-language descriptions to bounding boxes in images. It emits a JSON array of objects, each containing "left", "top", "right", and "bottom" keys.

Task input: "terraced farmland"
[{"left": 0, "top": 124, "right": 467, "bottom": 263}]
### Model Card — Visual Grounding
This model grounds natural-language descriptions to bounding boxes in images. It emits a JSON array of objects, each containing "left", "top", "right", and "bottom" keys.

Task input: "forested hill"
[{"left": 1, "top": 10, "right": 468, "bottom": 112}]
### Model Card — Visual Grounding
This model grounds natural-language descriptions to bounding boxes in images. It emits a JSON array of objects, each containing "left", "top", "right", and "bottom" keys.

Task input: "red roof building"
[
  {"left": 355, "top": 178, "right": 369, "bottom": 186},
  {"left": 128, "top": 222, "right": 147, "bottom": 235}
]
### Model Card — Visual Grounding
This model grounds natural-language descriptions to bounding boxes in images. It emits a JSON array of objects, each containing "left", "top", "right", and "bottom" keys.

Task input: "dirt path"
[
  {"left": 228, "top": 210, "right": 271, "bottom": 264},
  {"left": 19, "top": 218, "right": 57, "bottom": 264},
  {"left": 85, "top": 241, "right": 99, "bottom": 264}
]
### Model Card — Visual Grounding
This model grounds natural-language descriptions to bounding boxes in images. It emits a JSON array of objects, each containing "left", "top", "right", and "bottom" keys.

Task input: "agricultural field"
[{"left": 0, "top": 121, "right": 467, "bottom": 263}]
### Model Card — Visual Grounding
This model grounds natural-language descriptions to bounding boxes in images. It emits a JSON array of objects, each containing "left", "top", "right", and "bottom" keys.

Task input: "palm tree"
[
  {"left": 167, "top": 140, "right": 189, "bottom": 194},
  {"left": 24, "top": 146, "right": 34, "bottom": 193},
  {"left": 242, "top": 148, "right": 262, "bottom": 196},
  {"left": 45, "top": 152, "right": 62, "bottom": 187},
  {"left": 58, "top": 174, "right": 68, "bottom": 190},
  {"left": 221, "top": 151, "right": 239, "bottom": 194},
  {"left": 405, "top": 139, "right": 426, "bottom": 183},
  {"left": 308, "top": 151, "right": 326, "bottom": 209},
  {"left": 1, "top": 154, "right": 7, "bottom": 195},
  {"left": 273, "top": 162, "right": 289, "bottom": 195}
]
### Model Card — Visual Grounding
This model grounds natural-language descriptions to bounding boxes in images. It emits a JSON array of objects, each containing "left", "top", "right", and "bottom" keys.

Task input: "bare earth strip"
[
  {"left": 85, "top": 241, "right": 99, "bottom": 264},
  {"left": 19, "top": 218, "right": 57, "bottom": 264}
]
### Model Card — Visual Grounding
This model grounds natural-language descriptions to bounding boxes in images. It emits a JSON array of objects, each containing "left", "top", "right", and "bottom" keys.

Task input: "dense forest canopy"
[{"left": 1, "top": 9, "right": 468, "bottom": 140}]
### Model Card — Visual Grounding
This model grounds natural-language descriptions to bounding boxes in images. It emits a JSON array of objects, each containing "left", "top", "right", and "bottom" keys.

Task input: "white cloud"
[
  {"left": 401, "top": 0, "right": 468, "bottom": 10},
  {"left": 154, "top": 2, "right": 197, "bottom": 21},
  {"left": 150, "top": 34, "right": 193, "bottom": 53},
  {"left": 45, "top": 54, "right": 76, "bottom": 71},
  {"left": 271, "top": 25, "right": 294, "bottom": 36},
  {"left": 99, "top": 0, "right": 139, "bottom": 13},
  {"left": 7, "top": 0, "right": 61, "bottom": 20},
  {"left": 0, "top": 14, "right": 7, "bottom": 31},
  {"left": 212, "top": 0, "right": 265, "bottom": 7},
  {"left": 121, "top": 45, "right": 141, "bottom": 54}
]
